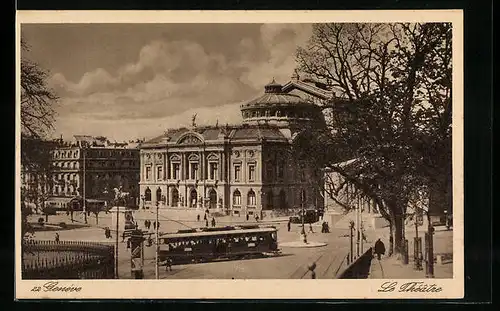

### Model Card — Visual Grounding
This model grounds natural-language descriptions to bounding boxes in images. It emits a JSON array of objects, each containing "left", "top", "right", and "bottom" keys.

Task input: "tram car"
[{"left": 158, "top": 225, "right": 279, "bottom": 265}]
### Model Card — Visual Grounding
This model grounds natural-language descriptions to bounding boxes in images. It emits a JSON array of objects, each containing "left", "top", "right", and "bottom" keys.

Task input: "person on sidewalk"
[
  {"left": 197, "top": 214, "right": 200, "bottom": 222},
  {"left": 211, "top": 217, "right": 216, "bottom": 227},
  {"left": 287, "top": 220, "right": 291, "bottom": 232},
  {"left": 308, "top": 262, "right": 317, "bottom": 279},
  {"left": 54, "top": 233, "right": 60, "bottom": 243},
  {"left": 374, "top": 238, "right": 386, "bottom": 260},
  {"left": 309, "top": 223, "right": 315, "bottom": 233}
]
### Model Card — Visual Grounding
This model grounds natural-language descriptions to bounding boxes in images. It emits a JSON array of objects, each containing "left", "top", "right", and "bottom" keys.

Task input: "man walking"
[
  {"left": 309, "top": 223, "right": 314, "bottom": 233},
  {"left": 374, "top": 238, "right": 386, "bottom": 260},
  {"left": 211, "top": 217, "right": 216, "bottom": 227},
  {"left": 287, "top": 220, "right": 291, "bottom": 232}
]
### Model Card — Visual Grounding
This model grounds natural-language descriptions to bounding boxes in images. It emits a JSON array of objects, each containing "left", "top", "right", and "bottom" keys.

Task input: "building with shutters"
[{"left": 40, "top": 136, "right": 141, "bottom": 210}]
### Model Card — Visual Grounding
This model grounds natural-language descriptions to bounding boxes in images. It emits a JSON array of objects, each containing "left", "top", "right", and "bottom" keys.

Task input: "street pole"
[
  {"left": 355, "top": 195, "right": 360, "bottom": 258},
  {"left": 301, "top": 191, "right": 307, "bottom": 244},
  {"left": 83, "top": 147, "right": 87, "bottom": 224},
  {"left": 426, "top": 214, "right": 435, "bottom": 278},
  {"left": 115, "top": 205, "right": 119, "bottom": 279},
  {"left": 155, "top": 201, "right": 159, "bottom": 279},
  {"left": 360, "top": 197, "right": 363, "bottom": 254}
]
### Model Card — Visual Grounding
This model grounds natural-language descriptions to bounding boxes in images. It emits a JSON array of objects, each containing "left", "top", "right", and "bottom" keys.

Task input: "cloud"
[
  {"left": 54, "top": 101, "right": 244, "bottom": 141},
  {"left": 239, "top": 24, "right": 312, "bottom": 89},
  {"left": 49, "top": 24, "right": 313, "bottom": 140}
]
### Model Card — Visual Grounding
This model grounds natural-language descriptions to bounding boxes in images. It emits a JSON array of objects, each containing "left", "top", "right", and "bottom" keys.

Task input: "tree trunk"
[
  {"left": 393, "top": 213, "right": 404, "bottom": 258},
  {"left": 96, "top": 213, "right": 99, "bottom": 225},
  {"left": 388, "top": 221, "right": 394, "bottom": 256}
]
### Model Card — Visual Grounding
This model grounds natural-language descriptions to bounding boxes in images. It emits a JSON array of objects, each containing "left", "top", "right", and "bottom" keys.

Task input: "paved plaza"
[{"left": 26, "top": 209, "right": 453, "bottom": 279}]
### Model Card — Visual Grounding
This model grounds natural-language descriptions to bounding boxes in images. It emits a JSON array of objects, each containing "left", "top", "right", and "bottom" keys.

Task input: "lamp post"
[
  {"left": 155, "top": 200, "right": 160, "bottom": 279},
  {"left": 82, "top": 147, "right": 87, "bottom": 224},
  {"left": 301, "top": 191, "right": 307, "bottom": 244}
]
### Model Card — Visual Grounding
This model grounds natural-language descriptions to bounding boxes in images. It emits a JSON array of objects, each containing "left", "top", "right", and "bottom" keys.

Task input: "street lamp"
[
  {"left": 155, "top": 195, "right": 165, "bottom": 280},
  {"left": 301, "top": 191, "right": 307, "bottom": 244}
]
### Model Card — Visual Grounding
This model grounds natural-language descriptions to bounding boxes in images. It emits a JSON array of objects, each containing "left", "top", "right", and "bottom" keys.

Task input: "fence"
[
  {"left": 336, "top": 247, "right": 373, "bottom": 279},
  {"left": 22, "top": 240, "right": 115, "bottom": 279}
]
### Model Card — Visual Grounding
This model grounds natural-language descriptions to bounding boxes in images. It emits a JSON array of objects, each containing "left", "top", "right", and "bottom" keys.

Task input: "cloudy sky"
[{"left": 21, "top": 23, "right": 313, "bottom": 141}]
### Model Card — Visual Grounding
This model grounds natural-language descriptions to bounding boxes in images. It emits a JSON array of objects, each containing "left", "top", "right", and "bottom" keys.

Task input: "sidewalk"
[{"left": 369, "top": 254, "right": 453, "bottom": 279}]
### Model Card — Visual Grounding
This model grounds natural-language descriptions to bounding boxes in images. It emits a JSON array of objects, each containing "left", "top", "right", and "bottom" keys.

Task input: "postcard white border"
[{"left": 15, "top": 10, "right": 464, "bottom": 300}]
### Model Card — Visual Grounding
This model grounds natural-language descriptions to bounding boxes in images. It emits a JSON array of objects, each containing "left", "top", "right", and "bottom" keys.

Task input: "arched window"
[
  {"left": 267, "top": 190, "right": 274, "bottom": 209},
  {"left": 279, "top": 190, "right": 287, "bottom": 209},
  {"left": 156, "top": 188, "right": 162, "bottom": 202},
  {"left": 189, "top": 189, "right": 197, "bottom": 208},
  {"left": 233, "top": 189, "right": 241, "bottom": 206},
  {"left": 171, "top": 188, "right": 179, "bottom": 207},
  {"left": 145, "top": 187, "right": 151, "bottom": 201},
  {"left": 247, "top": 189, "right": 256, "bottom": 206},
  {"left": 209, "top": 189, "right": 217, "bottom": 209}
]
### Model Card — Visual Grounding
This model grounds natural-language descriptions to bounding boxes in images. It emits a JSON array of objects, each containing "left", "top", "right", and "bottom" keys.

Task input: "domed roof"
[
  {"left": 240, "top": 78, "right": 323, "bottom": 128},
  {"left": 241, "top": 78, "right": 314, "bottom": 109}
]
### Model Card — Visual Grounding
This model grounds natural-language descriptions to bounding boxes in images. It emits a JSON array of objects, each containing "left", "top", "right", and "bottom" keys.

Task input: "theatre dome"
[{"left": 240, "top": 78, "right": 323, "bottom": 128}]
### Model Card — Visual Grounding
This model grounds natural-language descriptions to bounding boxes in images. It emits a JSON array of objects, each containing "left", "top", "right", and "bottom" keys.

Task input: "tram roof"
[{"left": 159, "top": 227, "right": 277, "bottom": 239}]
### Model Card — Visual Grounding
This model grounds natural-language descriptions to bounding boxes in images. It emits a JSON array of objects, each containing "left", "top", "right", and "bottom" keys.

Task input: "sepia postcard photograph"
[{"left": 15, "top": 10, "right": 464, "bottom": 300}]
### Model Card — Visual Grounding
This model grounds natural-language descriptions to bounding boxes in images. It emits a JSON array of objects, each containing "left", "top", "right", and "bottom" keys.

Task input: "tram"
[{"left": 158, "top": 225, "right": 279, "bottom": 265}]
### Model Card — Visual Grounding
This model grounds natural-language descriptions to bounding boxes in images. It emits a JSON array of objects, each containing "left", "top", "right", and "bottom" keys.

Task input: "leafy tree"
[{"left": 294, "top": 23, "right": 452, "bottom": 256}]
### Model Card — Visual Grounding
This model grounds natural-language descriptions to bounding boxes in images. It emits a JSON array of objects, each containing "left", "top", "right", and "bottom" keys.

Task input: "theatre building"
[{"left": 139, "top": 76, "right": 332, "bottom": 216}]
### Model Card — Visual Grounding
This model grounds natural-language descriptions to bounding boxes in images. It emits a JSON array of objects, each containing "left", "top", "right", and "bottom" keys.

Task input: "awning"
[{"left": 45, "top": 197, "right": 74, "bottom": 204}]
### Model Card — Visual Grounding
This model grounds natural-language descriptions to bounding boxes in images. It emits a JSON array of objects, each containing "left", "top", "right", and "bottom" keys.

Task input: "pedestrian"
[
  {"left": 153, "top": 221, "right": 156, "bottom": 230},
  {"left": 55, "top": 233, "right": 60, "bottom": 243},
  {"left": 166, "top": 257, "right": 173, "bottom": 271},
  {"left": 197, "top": 214, "right": 200, "bottom": 222},
  {"left": 157, "top": 222, "right": 160, "bottom": 229},
  {"left": 147, "top": 220, "right": 151, "bottom": 229},
  {"left": 374, "top": 238, "right": 386, "bottom": 260},
  {"left": 203, "top": 214, "right": 207, "bottom": 221},
  {"left": 246, "top": 213, "right": 249, "bottom": 221},
  {"left": 287, "top": 220, "right": 291, "bottom": 232},
  {"left": 205, "top": 219, "right": 209, "bottom": 227},
  {"left": 308, "top": 262, "right": 316, "bottom": 279},
  {"left": 309, "top": 223, "right": 314, "bottom": 233},
  {"left": 211, "top": 217, "right": 216, "bottom": 227},
  {"left": 122, "top": 231, "right": 126, "bottom": 242},
  {"left": 126, "top": 239, "right": 131, "bottom": 249},
  {"left": 255, "top": 215, "right": 259, "bottom": 222},
  {"left": 144, "top": 219, "right": 148, "bottom": 229}
]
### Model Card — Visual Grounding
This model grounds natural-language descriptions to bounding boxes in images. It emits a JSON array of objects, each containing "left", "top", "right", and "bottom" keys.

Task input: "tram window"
[
  {"left": 259, "top": 236, "right": 264, "bottom": 241},
  {"left": 251, "top": 236, "right": 258, "bottom": 241}
]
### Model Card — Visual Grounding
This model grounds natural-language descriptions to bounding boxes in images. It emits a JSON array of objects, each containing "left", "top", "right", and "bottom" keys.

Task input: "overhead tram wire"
[
  {"left": 144, "top": 209, "right": 195, "bottom": 230},
  {"left": 57, "top": 208, "right": 196, "bottom": 237}
]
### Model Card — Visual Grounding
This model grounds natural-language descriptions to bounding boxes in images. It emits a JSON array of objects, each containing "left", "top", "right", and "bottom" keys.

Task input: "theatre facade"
[{"left": 139, "top": 75, "right": 333, "bottom": 216}]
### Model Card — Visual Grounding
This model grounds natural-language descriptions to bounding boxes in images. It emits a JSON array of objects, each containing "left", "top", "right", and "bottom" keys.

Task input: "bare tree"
[
  {"left": 20, "top": 37, "right": 59, "bottom": 243},
  {"left": 294, "top": 23, "right": 452, "bottom": 256}
]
